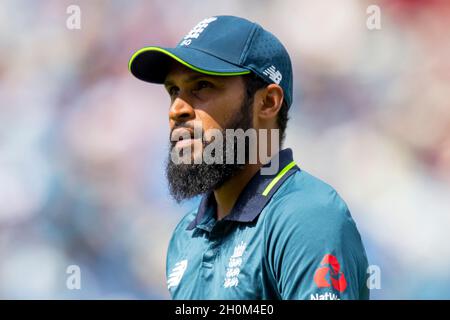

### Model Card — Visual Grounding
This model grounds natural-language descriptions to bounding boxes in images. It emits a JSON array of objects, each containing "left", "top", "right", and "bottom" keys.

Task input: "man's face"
[
  {"left": 165, "top": 62, "right": 247, "bottom": 150},
  {"left": 164, "top": 62, "right": 254, "bottom": 202}
]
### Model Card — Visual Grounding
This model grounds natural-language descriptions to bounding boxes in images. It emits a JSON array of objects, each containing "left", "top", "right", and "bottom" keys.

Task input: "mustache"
[
  {"left": 170, "top": 123, "right": 196, "bottom": 135},
  {"left": 169, "top": 123, "right": 208, "bottom": 147}
]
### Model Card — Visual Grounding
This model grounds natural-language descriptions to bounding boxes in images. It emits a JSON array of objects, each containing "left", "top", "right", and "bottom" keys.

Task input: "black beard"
[{"left": 165, "top": 98, "right": 253, "bottom": 203}]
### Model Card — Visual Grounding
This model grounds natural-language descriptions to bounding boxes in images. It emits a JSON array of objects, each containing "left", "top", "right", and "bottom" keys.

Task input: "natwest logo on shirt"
[
  {"left": 313, "top": 254, "right": 347, "bottom": 293},
  {"left": 310, "top": 292, "right": 340, "bottom": 300}
]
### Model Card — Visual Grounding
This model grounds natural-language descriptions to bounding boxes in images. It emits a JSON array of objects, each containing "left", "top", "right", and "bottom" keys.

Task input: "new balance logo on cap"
[
  {"left": 180, "top": 17, "right": 217, "bottom": 47},
  {"left": 263, "top": 65, "right": 283, "bottom": 85}
]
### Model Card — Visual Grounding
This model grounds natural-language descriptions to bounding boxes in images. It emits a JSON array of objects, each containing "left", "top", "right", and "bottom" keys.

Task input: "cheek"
[
  {"left": 195, "top": 109, "right": 226, "bottom": 132},
  {"left": 195, "top": 96, "right": 244, "bottom": 130}
]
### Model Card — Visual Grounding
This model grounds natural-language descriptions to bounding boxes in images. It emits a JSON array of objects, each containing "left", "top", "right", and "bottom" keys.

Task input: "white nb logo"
[
  {"left": 263, "top": 65, "right": 283, "bottom": 84},
  {"left": 180, "top": 17, "right": 217, "bottom": 46},
  {"left": 167, "top": 259, "right": 188, "bottom": 289}
]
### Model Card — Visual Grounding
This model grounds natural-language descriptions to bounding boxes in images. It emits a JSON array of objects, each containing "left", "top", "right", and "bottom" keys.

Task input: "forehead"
[{"left": 164, "top": 61, "right": 244, "bottom": 87}]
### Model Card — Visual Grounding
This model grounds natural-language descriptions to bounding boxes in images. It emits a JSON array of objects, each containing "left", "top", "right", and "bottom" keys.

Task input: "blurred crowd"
[{"left": 0, "top": 0, "right": 449, "bottom": 299}]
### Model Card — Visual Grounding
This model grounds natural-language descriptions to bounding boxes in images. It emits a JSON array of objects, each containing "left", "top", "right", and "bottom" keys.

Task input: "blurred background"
[{"left": 0, "top": 0, "right": 449, "bottom": 299}]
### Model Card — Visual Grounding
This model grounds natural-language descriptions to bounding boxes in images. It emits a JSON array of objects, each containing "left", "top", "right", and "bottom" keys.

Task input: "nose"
[{"left": 169, "top": 97, "right": 195, "bottom": 124}]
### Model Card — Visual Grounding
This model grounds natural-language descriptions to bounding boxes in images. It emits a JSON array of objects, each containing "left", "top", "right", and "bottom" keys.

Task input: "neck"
[
  {"left": 214, "top": 163, "right": 261, "bottom": 220},
  {"left": 214, "top": 133, "right": 282, "bottom": 220}
]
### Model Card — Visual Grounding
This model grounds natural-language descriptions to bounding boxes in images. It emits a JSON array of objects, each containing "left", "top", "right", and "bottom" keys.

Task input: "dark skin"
[{"left": 164, "top": 62, "right": 284, "bottom": 220}]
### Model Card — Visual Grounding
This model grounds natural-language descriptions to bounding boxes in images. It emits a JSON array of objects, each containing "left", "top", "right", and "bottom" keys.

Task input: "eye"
[
  {"left": 195, "top": 80, "right": 213, "bottom": 90},
  {"left": 167, "top": 86, "right": 179, "bottom": 97}
]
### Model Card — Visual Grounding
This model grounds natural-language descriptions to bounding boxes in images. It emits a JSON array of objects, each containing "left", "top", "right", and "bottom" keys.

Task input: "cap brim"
[{"left": 128, "top": 46, "right": 251, "bottom": 83}]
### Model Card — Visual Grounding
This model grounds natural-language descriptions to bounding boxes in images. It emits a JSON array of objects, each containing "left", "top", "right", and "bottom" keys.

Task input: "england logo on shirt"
[{"left": 223, "top": 241, "right": 247, "bottom": 288}]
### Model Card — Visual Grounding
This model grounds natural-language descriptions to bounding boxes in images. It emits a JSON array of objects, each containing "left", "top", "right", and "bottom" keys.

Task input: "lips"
[
  {"left": 171, "top": 127, "right": 195, "bottom": 141},
  {"left": 174, "top": 138, "right": 199, "bottom": 149}
]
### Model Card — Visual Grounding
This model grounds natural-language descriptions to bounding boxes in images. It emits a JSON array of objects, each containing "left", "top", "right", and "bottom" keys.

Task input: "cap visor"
[{"left": 128, "top": 46, "right": 250, "bottom": 83}]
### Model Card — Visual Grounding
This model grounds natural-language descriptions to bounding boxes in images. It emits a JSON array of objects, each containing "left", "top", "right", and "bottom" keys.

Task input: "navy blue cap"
[{"left": 129, "top": 15, "right": 293, "bottom": 107}]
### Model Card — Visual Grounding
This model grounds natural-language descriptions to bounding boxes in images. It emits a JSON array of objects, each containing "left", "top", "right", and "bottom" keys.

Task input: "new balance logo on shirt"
[{"left": 167, "top": 259, "right": 188, "bottom": 289}]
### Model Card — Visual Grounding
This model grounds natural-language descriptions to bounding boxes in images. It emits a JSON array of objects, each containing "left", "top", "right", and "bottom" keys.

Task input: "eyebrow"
[{"left": 164, "top": 73, "right": 216, "bottom": 88}]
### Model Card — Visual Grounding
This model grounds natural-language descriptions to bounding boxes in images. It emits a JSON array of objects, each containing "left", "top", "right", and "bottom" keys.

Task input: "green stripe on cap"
[
  {"left": 262, "top": 161, "right": 296, "bottom": 196},
  {"left": 128, "top": 46, "right": 251, "bottom": 76}
]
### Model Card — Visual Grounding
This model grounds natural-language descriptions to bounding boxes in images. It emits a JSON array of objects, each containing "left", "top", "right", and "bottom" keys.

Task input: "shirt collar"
[{"left": 186, "top": 148, "right": 300, "bottom": 231}]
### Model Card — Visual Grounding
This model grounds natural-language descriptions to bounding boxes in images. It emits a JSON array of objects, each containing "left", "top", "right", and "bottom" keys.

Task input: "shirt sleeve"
[{"left": 263, "top": 189, "right": 370, "bottom": 300}]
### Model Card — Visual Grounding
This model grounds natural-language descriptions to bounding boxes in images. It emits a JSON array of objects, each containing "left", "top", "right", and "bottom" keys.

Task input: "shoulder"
[
  {"left": 167, "top": 207, "right": 198, "bottom": 251},
  {"left": 166, "top": 206, "right": 197, "bottom": 266},
  {"left": 171, "top": 208, "right": 197, "bottom": 238},
  {"left": 266, "top": 169, "right": 353, "bottom": 224},
  {"left": 174, "top": 208, "right": 198, "bottom": 233},
  {"left": 260, "top": 169, "right": 369, "bottom": 299},
  {"left": 262, "top": 169, "right": 360, "bottom": 245}
]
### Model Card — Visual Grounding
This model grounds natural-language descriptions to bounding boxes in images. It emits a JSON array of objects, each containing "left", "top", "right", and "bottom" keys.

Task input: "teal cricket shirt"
[{"left": 166, "top": 148, "right": 369, "bottom": 300}]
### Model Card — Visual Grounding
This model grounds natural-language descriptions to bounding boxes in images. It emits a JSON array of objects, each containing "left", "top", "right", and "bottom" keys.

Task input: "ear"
[{"left": 256, "top": 84, "right": 284, "bottom": 121}]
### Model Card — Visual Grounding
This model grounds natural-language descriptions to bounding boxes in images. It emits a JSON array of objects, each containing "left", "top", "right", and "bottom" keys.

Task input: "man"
[{"left": 129, "top": 15, "right": 369, "bottom": 300}]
